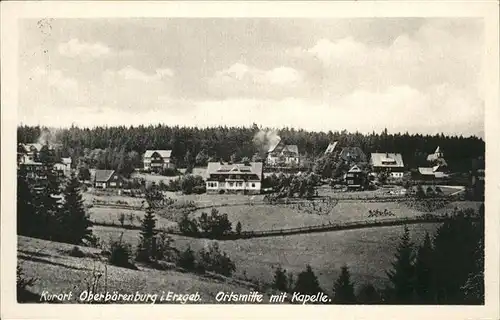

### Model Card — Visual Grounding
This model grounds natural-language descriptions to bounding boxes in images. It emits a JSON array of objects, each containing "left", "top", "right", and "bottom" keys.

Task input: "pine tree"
[
  {"left": 414, "top": 232, "right": 435, "bottom": 303},
  {"left": 332, "top": 265, "right": 357, "bottom": 304},
  {"left": 60, "top": 174, "right": 93, "bottom": 244},
  {"left": 136, "top": 205, "right": 157, "bottom": 262},
  {"left": 17, "top": 167, "right": 36, "bottom": 236},
  {"left": 35, "top": 146, "right": 63, "bottom": 240},
  {"left": 294, "top": 265, "right": 322, "bottom": 296},
  {"left": 357, "top": 283, "right": 381, "bottom": 304},
  {"left": 386, "top": 225, "right": 415, "bottom": 304},
  {"left": 273, "top": 265, "right": 289, "bottom": 292}
]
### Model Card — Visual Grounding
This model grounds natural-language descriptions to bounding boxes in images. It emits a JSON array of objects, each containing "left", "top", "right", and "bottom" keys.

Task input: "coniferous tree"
[
  {"left": 357, "top": 283, "right": 381, "bottom": 304},
  {"left": 60, "top": 174, "right": 93, "bottom": 244},
  {"left": 136, "top": 205, "right": 157, "bottom": 262},
  {"left": 17, "top": 167, "right": 37, "bottom": 236},
  {"left": 273, "top": 265, "right": 289, "bottom": 292},
  {"left": 35, "top": 146, "right": 63, "bottom": 240},
  {"left": 294, "top": 265, "right": 323, "bottom": 296},
  {"left": 385, "top": 225, "right": 415, "bottom": 304},
  {"left": 432, "top": 211, "right": 482, "bottom": 304},
  {"left": 332, "top": 265, "right": 357, "bottom": 304},
  {"left": 414, "top": 232, "right": 435, "bottom": 303}
]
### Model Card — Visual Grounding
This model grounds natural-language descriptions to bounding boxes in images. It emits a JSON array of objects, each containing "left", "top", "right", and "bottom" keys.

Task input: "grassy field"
[
  {"left": 91, "top": 223, "right": 442, "bottom": 294},
  {"left": 190, "top": 200, "right": 481, "bottom": 232},
  {"left": 88, "top": 207, "right": 177, "bottom": 230},
  {"left": 18, "top": 236, "right": 264, "bottom": 304}
]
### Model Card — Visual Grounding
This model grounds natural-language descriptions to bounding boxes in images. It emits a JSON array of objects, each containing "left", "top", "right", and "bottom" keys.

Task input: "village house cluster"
[{"left": 17, "top": 135, "right": 484, "bottom": 198}]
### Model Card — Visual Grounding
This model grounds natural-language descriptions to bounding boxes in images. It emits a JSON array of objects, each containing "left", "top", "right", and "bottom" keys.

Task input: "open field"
[
  {"left": 190, "top": 200, "right": 482, "bottom": 232},
  {"left": 18, "top": 236, "right": 263, "bottom": 303},
  {"left": 88, "top": 207, "right": 177, "bottom": 230},
  {"left": 130, "top": 172, "right": 181, "bottom": 185},
  {"left": 92, "top": 223, "right": 442, "bottom": 294}
]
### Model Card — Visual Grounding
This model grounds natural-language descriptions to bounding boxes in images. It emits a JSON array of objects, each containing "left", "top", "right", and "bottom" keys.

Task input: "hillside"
[{"left": 18, "top": 236, "right": 267, "bottom": 304}]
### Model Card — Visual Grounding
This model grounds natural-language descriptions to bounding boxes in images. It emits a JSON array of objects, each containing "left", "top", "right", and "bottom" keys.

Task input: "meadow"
[
  {"left": 91, "top": 223, "right": 442, "bottom": 294},
  {"left": 18, "top": 236, "right": 259, "bottom": 303}
]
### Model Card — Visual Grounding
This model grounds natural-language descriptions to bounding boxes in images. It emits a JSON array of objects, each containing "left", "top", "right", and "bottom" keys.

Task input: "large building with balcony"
[{"left": 205, "top": 161, "right": 263, "bottom": 194}]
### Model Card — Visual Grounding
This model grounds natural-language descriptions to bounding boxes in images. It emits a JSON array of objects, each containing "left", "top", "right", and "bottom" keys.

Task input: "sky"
[{"left": 18, "top": 18, "right": 484, "bottom": 137}]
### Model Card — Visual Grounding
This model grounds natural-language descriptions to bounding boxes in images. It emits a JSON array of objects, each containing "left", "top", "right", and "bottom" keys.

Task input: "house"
[
  {"left": 324, "top": 141, "right": 338, "bottom": 155},
  {"left": 92, "top": 169, "right": 123, "bottom": 189},
  {"left": 417, "top": 165, "right": 450, "bottom": 180},
  {"left": 17, "top": 143, "right": 43, "bottom": 164},
  {"left": 266, "top": 138, "right": 299, "bottom": 166},
  {"left": 143, "top": 150, "right": 174, "bottom": 171},
  {"left": 427, "top": 146, "right": 445, "bottom": 163},
  {"left": 206, "top": 161, "right": 263, "bottom": 194},
  {"left": 344, "top": 165, "right": 365, "bottom": 190},
  {"left": 339, "top": 147, "right": 367, "bottom": 164},
  {"left": 54, "top": 157, "right": 72, "bottom": 176},
  {"left": 370, "top": 152, "right": 405, "bottom": 178}
]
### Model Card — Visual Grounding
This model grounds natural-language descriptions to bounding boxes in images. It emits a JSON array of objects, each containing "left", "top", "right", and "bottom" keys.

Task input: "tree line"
[
  {"left": 18, "top": 125, "right": 484, "bottom": 172},
  {"left": 272, "top": 206, "right": 484, "bottom": 304}
]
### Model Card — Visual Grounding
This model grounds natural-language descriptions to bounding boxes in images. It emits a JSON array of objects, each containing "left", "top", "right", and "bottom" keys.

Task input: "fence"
[{"left": 93, "top": 214, "right": 475, "bottom": 241}]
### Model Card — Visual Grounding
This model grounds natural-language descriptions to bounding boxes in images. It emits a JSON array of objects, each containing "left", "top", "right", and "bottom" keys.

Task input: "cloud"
[
  {"left": 112, "top": 65, "right": 174, "bottom": 83},
  {"left": 208, "top": 63, "right": 304, "bottom": 99},
  {"left": 58, "top": 38, "right": 112, "bottom": 58},
  {"left": 19, "top": 84, "right": 484, "bottom": 138}
]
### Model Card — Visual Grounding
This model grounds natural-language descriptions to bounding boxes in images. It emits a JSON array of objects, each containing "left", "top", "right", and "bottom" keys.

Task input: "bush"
[
  {"left": 197, "top": 208, "right": 232, "bottom": 238},
  {"left": 160, "top": 168, "right": 180, "bottom": 177},
  {"left": 179, "top": 215, "right": 200, "bottom": 236},
  {"left": 198, "top": 242, "right": 236, "bottom": 276},
  {"left": 178, "top": 246, "right": 197, "bottom": 271},
  {"left": 69, "top": 246, "right": 86, "bottom": 258},
  {"left": 192, "top": 185, "right": 206, "bottom": 194},
  {"left": 108, "top": 235, "right": 135, "bottom": 269}
]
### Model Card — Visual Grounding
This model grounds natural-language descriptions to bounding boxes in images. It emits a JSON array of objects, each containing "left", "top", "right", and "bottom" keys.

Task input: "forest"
[{"left": 17, "top": 124, "right": 485, "bottom": 173}]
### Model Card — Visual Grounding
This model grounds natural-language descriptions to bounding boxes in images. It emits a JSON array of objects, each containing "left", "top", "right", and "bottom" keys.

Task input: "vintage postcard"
[{"left": 1, "top": 1, "right": 499, "bottom": 319}]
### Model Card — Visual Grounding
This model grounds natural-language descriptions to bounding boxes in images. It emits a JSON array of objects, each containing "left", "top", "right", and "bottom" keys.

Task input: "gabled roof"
[
  {"left": 144, "top": 150, "right": 172, "bottom": 158},
  {"left": 20, "top": 143, "right": 44, "bottom": 153},
  {"left": 267, "top": 137, "right": 282, "bottom": 153},
  {"left": 207, "top": 162, "right": 263, "bottom": 180},
  {"left": 370, "top": 153, "right": 404, "bottom": 168},
  {"left": 94, "top": 170, "right": 116, "bottom": 182},
  {"left": 340, "top": 147, "right": 367, "bottom": 162},
  {"left": 325, "top": 141, "right": 338, "bottom": 154},
  {"left": 348, "top": 165, "right": 362, "bottom": 173},
  {"left": 282, "top": 145, "right": 299, "bottom": 155},
  {"left": 418, "top": 167, "right": 435, "bottom": 175}
]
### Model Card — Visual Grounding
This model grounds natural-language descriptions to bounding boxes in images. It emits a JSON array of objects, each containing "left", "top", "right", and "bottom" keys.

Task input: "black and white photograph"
[{"left": 1, "top": 1, "right": 499, "bottom": 319}]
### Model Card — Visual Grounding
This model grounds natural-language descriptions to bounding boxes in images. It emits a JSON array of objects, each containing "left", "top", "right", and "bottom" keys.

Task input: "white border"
[{"left": 1, "top": 1, "right": 499, "bottom": 319}]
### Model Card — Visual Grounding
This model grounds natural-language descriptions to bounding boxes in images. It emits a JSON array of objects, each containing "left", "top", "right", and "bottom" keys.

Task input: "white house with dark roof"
[
  {"left": 266, "top": 138, "right": 299, "bottom": 166},
  {"left": 206, "top": 162, "right": 263, "bottom": 194},
  {"left": 370, "top": 152, "right": 405, "bottom": 178},
  {"left": 143, "top": 150, "right": 174, "bottom": 171},
  {"left": 427, "top": 146, "right": 444, "bottom": 162},
  {"left": 92, "top": 169, "right": 123, "bottom": 189}
]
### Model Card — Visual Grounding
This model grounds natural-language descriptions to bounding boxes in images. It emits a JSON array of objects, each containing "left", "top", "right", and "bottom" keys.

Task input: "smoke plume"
[
  {"left": 253, "top": 130, "right": 281, "bottom": 154},
  {"left": 37, "top": 127, "right": 60, "bottom": 146}
]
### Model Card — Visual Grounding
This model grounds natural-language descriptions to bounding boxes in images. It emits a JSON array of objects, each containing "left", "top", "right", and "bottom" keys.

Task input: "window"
[
  {"left": 229, "top": 182, "right": 234, "bottom": 187},
  {"left": 236, "top": 182, "right": 243, "bottom": 187},
  {"left": 347, "top": 180, "right": 354, "bottom": 184},
  {"left": 251, "top": 183, "right": 255, "bottom": 188}
]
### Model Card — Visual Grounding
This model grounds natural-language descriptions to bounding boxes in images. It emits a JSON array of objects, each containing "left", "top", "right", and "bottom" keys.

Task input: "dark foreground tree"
[
  {"left": 136, "top": 206, "right": 157, "bottom": 262},
  {"left": 332, "top": 265, "right": 357, "bottom": 304},
  {"left": 414, "top": 232, "right": 435, "bottom": 303},
  {"left": 17, "top": 167, "right": 37, "bottom": 236},
  {"left": 60, "top": 174, "right": 93, "bottom": 244},
  {"left": 294, "top": 265, "right": 323, "bottom": 296},
  {"left": 385, "top": 225, "right": 415, "bottom": 304},
  {"left": 357, "top": 283, "right": 381, "bottom": 304},
  {"left": 273, "top": 265, "right": 289, "bottom": 292}
]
